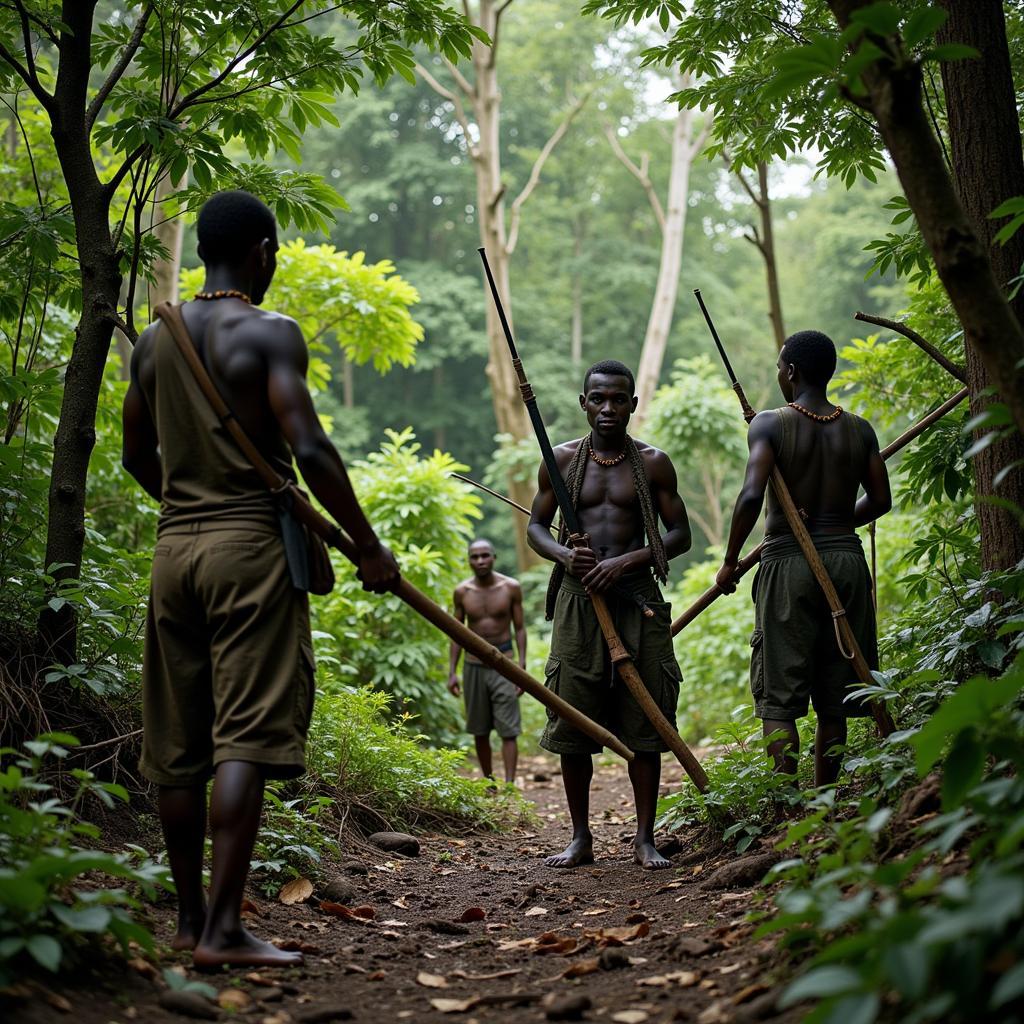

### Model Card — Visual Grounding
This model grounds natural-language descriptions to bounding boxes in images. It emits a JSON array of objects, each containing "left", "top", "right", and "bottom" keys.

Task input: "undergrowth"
[{"left": 662, "top": 567, "right": 1024, "bottom": 1024}]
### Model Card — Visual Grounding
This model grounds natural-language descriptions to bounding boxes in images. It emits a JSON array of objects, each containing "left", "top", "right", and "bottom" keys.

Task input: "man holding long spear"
[
  {"left": 715, "top": 330, "right": 892, "bottom": 786},
  {"left": 528, "top": 359, "right": 691, "bottom": 870}
]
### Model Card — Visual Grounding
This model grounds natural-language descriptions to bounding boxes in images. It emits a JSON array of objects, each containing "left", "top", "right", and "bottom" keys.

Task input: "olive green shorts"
[
  {"left": 139, "top": 519, "right": 316, "bottom": 787},
  {"left": 751, "top": 533, "right": 876, "bottom": 721},
  {"left": 540, "top": 571, "right": 681, "bottom": 755},
  {"left": 464, "top": 661, "right": 522, "bottom": 738}
]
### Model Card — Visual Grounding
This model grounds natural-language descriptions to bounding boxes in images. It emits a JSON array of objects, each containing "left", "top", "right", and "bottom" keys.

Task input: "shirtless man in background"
[
  {"left": 716, "top": 330, "right": 891, "bottom": 786},
  {"left": 449, "top": 539, "right": 526, "bottom": 783}
]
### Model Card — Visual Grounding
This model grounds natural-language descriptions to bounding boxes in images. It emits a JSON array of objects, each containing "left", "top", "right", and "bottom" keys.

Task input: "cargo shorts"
[
  {"left": 139, "top": 519, "right": 316, "bottom": 787},
  {"left": 463, "top": 662, "right": 522, "bottom": 738},
  {"left": 540, "top": 571, "right": 681, "bottom": 755},
  {"left": 751, "top": 533, "right": 876, "bottom": 721}
]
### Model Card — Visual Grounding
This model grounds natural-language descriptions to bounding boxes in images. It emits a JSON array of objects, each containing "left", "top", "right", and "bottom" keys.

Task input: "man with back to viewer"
[
  {"left": 122, "top": 190, "right": 400, "bottom": 968},
  {"left": 527, "top": 359, "right": 691, "bottom": 870},
  {"left": 715, "top": 330, "right": 892, "bottom": 787},
  {"left": 448, "top": 538, "right": 526, "bottom": 783}
]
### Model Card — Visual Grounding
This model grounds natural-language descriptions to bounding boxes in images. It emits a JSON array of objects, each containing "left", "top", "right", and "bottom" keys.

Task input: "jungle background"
[{"left": 1, "top": 2, "right": 1023, "bottom": 1022}]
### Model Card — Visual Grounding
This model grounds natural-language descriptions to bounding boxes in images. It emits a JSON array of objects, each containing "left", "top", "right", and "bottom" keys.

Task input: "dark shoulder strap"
[{"left": 154, "top": 302, "right": 286, "bottom": 495}]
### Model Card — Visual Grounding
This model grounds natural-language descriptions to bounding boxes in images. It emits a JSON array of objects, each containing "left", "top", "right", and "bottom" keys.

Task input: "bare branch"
[
  {"left": 489, "top": 0, "right": 517, "bottom": 67},
  {"left": 0, "top": 34, "right": 52, "bottom": 110},
  {"left": 506, "top": 90, "right": 590, "bottom": 254},
  {"left": 442, "top": 54, "right": 474, "bottom": 98},
  {"left": 415, "top": 61, "right": 478, "bottom": 157},
  {"left": 854, "top": 310, "right": 967, "bottom": 383},
  {"left": 86, "top": 3, "right": 154, "bottom": 131},
  {"left": 605, "top": 123, "right": 665, "bottom": 232}
]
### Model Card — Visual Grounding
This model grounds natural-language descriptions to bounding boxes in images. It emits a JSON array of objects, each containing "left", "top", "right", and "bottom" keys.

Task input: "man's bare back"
[{"left": 761, "top": 409, "right": 880, "bottom": 535}]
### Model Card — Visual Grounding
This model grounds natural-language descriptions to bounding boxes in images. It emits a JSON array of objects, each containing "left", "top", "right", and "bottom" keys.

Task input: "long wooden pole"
[
  {"left": 154, "top": 304, "right": 634, "bottom": 764},
  {"left": 694, "top": 290, "right": 900, "bottom": 736},
  {"left": 670, "top": 386, "right": 970, "bottom": 637},
  {"left": 478, "top": 251, "right": 709, "bottom": 791}
]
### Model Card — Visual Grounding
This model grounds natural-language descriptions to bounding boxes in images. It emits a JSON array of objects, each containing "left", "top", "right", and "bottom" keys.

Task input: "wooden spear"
[
  {"left": 695, "top": 290, "right": 898, "bottom": 737},
  {"left": 154, "top": 303, "right": 634, "bottom": 764},
  {"left": 670, "top": 386, "right": 970, "bottom": 636},
  {"left": 477, "top": 251, "right": 709, "bottom": 792}
]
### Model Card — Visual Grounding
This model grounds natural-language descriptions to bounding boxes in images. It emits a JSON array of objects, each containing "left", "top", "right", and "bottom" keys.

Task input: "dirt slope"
[{"left": 6, "top": 755, "right": 801, "bottom": 1024}]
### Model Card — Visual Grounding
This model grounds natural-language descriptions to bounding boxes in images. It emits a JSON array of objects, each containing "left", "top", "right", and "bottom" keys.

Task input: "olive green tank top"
[{"left": 143, "top": 318, "right": 295, "bottom": 530}]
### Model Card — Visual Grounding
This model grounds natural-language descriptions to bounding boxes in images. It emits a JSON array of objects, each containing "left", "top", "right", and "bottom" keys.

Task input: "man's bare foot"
[
  {"left": 545, "top": 834, "right": 595, "bottom": 868},
  {"left": 170, "top": 915, "right": 205, "bottom": 951},
  {"left": 193, "top": 927, "right": 303, "bottom": 969},
  {"left": 633, "top": 840, "right": 671, "bottom": 870}
]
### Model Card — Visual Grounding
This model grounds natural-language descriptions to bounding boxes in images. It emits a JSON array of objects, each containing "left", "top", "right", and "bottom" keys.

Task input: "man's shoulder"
[
  {"left": 495, "top": 572, "right": 522, "bottom": 592},
  {"left": 631, "top": 437, "right": 674, "bottom": 475},
  {"left": 231, "top": 306, "right": 304, "bottom": 350},
  {"left": 554, "top": 437, "right": 585, "bottom": 459}
]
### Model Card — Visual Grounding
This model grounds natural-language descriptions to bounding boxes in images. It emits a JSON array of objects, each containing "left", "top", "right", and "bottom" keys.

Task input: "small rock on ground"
[
  {"left": 367, "top": 831, "right": 420, "bottom": 856},
  {"left": 293, "top": 1005, "right": 354, "bottom": 1023},
  {"left": 544, "top": 993, "right": 592, "bottom": 1020},
  {"left": 320, "top": 876, "right": 359, "bottom": 904},
  {"left": 157, "top": 990, "right": 220, "bottom": 1020}
]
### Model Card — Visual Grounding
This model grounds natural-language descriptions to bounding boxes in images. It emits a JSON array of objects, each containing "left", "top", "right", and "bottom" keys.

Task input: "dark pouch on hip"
[{"left": 276, "top": 487, "right": 335, "bottom": 595}]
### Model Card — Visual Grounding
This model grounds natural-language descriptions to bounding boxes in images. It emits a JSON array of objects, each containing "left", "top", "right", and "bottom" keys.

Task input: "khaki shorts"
[
  {"left": 464, "top": 662, "right": 522, "bottom": 738},
  {"left": 139, "top": 520, "right": 315, "bottom": 787},
  {"left": 540, "top": 571, "right": 681, "bottom": 755},
  {"left": 751, "top": 533, "right": 876, "bottom": 721}
]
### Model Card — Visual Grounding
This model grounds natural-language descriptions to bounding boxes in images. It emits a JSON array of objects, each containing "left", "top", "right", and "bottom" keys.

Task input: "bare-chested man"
[
  {"left": 449, "top": 539, "right": 526, "bottom": 783},
  {"left": 122, "top": 190, "right": 399, "bottom": 968},
  {"left": 716, "top": 330, "right": 891, "bottom": 786},
  {"left": 527, "top": 359, "right": 691, "bottom": 870}
]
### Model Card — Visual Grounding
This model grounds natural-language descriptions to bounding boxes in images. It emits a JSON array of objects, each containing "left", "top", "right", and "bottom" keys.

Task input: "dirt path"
[{"left": 9, "top": 755, "right": 799, "bottom": 1024}]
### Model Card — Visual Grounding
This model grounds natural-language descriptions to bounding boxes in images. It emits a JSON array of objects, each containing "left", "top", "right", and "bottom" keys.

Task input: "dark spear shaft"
[
  {"left": 695, "top": 289, "right": 895, "bottom": 738},
  {"left": 479, "top": 248, "right": 709, "bottom": 791}
]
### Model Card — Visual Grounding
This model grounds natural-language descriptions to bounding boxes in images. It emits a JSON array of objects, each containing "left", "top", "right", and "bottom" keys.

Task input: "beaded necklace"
[
  {"left": 788, "top": 401, "right": 842, "bottom": 423},
  {"left": 588, "top": 436, "right": 628, "bottom": 466},
  {"left": 194, "top": 289, "right": 251, "bottom": 304}
]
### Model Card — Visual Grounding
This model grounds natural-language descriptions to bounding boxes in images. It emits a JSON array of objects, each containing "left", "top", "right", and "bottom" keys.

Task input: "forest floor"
[{"left": 7, "top": 754, "right": 802, "bottom": 1024}]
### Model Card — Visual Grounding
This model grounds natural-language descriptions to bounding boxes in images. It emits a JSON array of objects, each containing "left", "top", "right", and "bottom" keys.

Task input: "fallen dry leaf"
[
  {"left": 524, "top": 906, "right": 548, "bottom": 917},
  {"left": 560, "top": 957, "right": 601, "bottom": 979},
  {"left": 320, "top": 901, "right": 376, "bottom": 922},
  {"left": 278, "top": 877, "right": 313, "bottom": 905},
  {"left": 581, "top": 908, "right": 610, "bottom": 916},
  {"left": 450, "top": 968, "right": 521, "bottom": 981},
  {"left": 612, "top": 1012, "right": 649, "bottom": 1024},
  {"left": 636, "top": 970, "right": 699, "bottom": 988},
  {"left": 584, "top": 921, "right": 650, "bottom": 947},
  {"left": 126, "top": 957, "right": 158, "bottom": 981},
  {"left": 732, "top": 982, "right": 771, "bottom": 1005},
  {"left": 459, "top": 907, "right": 487, "bottom": 922},
  {"left": 416, "top": 972, "right": 448, "bottom": 989},
  {"left": 430, "top": 997, "right": 477, "bottom": 1013},
  {"left": 718, "top": 962, "right": 742, "bottom": 974},
  {"left": 217, "top": 989, "right": 253, "bottom": 1011},
  {"left": 240, "top": 898, "right": 263, "bottom": 916},
  {"left": 379, "top": 919, "right": 409, "bottom": 928},
  {"left": 391, "top": 897, "right": 410, "bottom": 909}
]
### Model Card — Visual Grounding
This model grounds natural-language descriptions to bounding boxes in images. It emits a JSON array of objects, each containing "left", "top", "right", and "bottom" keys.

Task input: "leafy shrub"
[
  {"left": 251, "top": 789, "right": 340, "bottom": 894},
  {"left": 0, "top": 734, "right": 170, "bottom": 985},
  {"left": 300, "top": 678, "right": 527, "bottom": 836},
  {"left": 750, "top": 571, "right": 1024, "bottom": 1024},
  {"left": 311, "top": 428, "right": 482, "bottom": 743}
]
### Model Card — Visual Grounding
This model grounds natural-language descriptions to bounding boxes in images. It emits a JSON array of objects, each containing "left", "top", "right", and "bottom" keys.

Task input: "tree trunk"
[
  {"left": 633, "top": 89, "right": 697, "bottom": 425},
  {"left": 936, "top": 0, "right": 1024, "bottom": 571},
  {"left": 756, "top": 163, "right": 786, "bottom": 351},
  {"left": 826, "top": 2, "right": 1024, "bottom": 452},
  {"left": 469, "top": 2, "right": 540, "bottom": 570},
  {"left": 149, "top": 168, "right": 185, "bottom": 310},
  {"left": 571, "top": 217, "right": 584, "bottom": 370},
  {"left": 38, "top": 0, "right": 121, "bottom": 663}
]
